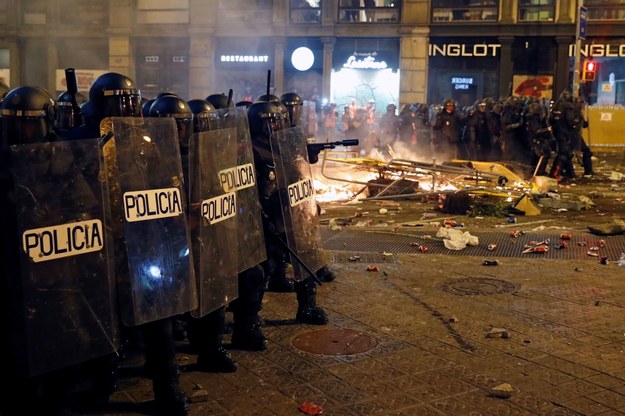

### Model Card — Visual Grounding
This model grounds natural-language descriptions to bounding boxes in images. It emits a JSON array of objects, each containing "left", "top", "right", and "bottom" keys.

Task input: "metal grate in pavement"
[
  {"left": 331, "top": 251, "right": 398, "bottom": 264},
  {"left": 321, "top": 228, "right": 625, "bottom": 261}
]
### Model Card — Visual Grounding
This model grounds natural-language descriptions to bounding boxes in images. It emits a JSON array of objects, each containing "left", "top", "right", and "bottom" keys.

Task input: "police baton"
[{"left": 273, "top": 235, "right": 323, "bottom": 286}]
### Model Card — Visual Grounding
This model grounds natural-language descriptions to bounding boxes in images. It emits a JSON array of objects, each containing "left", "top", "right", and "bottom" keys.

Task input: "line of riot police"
[
  {"left": 395, "top": 93, "right": 593, "bottom": 180},
  {"left": 0, "top": 73, "right": 347, "bottom": 415}
]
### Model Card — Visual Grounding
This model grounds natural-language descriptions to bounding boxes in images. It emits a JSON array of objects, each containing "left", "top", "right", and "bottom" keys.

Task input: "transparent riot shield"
[
  {"left": 102, "top": 117, "right": 197, "bottom": 326},
  {"left": 9, "top": 139, "right": 118, "bottom": 377},
  {"left": 188, "top": 128, "right": 238, "bottom": 318},
  {"left": 270, "top": 126, "right": 327, "bottom": 281},
  {"left": 231, "top": 107, "right": 267, "bottom": 270}
]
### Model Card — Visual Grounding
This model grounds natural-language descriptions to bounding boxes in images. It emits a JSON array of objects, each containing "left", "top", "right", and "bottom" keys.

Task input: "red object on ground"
[{"left": 299, "top": 402, "right": 324, "bottom": 415}]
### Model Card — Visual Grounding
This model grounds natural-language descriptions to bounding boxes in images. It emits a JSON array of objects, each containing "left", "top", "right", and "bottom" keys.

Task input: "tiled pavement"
[{"left": 83, "top": 228, "right": 625, "bottom": 416}]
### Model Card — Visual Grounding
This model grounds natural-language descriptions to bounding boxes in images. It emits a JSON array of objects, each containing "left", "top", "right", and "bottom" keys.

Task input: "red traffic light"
[{"left": 582, "top": 60, "right": 597, "bottom": 81}]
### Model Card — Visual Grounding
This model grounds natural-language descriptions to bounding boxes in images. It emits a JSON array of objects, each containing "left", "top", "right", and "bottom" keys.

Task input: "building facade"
[{"left": 0, "top": 0, "right": 624, "bottom": 111}]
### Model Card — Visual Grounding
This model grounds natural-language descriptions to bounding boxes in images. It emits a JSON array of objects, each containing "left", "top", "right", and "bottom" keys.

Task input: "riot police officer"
[
  {"left": 205, "top": 94, "right": 269, "bottom": 352},
  {"left": 1, "top": 86, "right": 55, "bottom": 415},
  {"left": 249, "top": 98, "right": 328, "bottom": 326},
  {"left": 150, "top": 94, "right": 238, "bottom": 372},
  {"left": 89, "top": 73, "right": 190, "bottom": 416}
]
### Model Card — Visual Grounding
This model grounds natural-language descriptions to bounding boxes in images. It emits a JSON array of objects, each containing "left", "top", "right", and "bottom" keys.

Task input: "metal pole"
[{"left": 572, "top": 0, "right": 584, "bottom": 97}]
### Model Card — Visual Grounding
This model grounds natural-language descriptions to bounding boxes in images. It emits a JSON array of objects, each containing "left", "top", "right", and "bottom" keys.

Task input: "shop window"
[
  {"left": 518, "top": 0, "right": 555, "bottom": 22},
  {"left": 22, "top": 0, "right": 47, "bottom": 25},
  {"left": 585, "top": 0, "right": 625, "bottom": 20},
  {"left": 57, "top": 0, "right": 108, "bottom": 25},
  {"left": 290, "top": 0, "right": 321, "bottom": 23},
  {"left": 338, "top": 0, "right": 400, "bottom": 23},
  {"left": 431, "top": 0, "right": 498, "bottom": 23}
]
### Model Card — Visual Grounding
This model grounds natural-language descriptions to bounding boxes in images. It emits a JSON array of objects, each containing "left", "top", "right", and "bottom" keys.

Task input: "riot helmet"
[
  {"left": 1, "top": 86, "right": 56, "bottom": 146},
  {"left": 141, "top": 98, "right": 155, "bottom": 118},
  {"left": 148, "top": 94, "right": 193, "bottom": 149},
  {"left": 206, "top": 93, "right": 233, "bottom": 110},
  {"left": 280, "top": 92, "right": 303, "bottom": 128},
  {"left": 187, "top": 98, "right": 217, "bottom": 133},
  {"left": 257, "top": 94, "right": 280, "bottom": 103},
  {"left": 88, "top": 72, "right": 142, "bottom": 119},
  {"left": 526, "top": 102, "right": 544, "bottom": 118},
  {"left": 236, "top": 100, "right": 253, "bottom": 109},
  {"left": 559, "top": 90, "right": 573, "bottom": 103},
  {"left": 55, "top": 90, "right": 86, "bottom": 130},
  {"left": 247, "top": 100, "right": 287, "bottom": 145}
]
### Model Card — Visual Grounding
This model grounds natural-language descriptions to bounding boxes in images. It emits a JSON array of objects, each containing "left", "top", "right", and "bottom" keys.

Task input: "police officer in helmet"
[{"left": 89, "top": 73, "right": 190, "bottom": 416}]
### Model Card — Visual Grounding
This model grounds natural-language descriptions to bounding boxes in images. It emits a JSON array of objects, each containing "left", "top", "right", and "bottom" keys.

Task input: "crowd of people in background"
[{"left": 308, "top": 91, "right": 594, "bottom": 182}]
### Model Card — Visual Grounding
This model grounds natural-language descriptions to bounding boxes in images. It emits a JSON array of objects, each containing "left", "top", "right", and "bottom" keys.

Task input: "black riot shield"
[
  {"left": 8, "top": 139, "right": 118, "bottom": 377},
  {"left": 102, "top": 117, "right": 197, "bottom": 326},
  {"left": 188, "top": 128, "right": 238, "bottom": 318},
  {"left": 269, "top": 126, "right": 327, "bottom": 281},
  {"left": 230, "top": 107, "right": 267, "bottom": 271}
]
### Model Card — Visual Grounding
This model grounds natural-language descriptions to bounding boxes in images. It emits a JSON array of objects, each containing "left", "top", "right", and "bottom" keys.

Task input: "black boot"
[
  {"left": 188, "top": 307, "right": 237, "bottom": 373},
  {"left": 295, "top": 277, "right": 327, "bottom": 325},
  {"left": 142, "top": 319, "right": 189, "bottom": 416},
  {"left": 230, "top": 265, "right": 268, "bottom": 351}
]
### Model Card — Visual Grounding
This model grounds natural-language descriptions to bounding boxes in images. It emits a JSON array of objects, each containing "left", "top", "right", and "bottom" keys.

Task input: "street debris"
[
  {"left": 490, "top": 383, "right": 514, "bottom": 399},
  {"left": 486, "top": 327, "right": 510, "bottom": 338},
  {"left": 298, "top": 402, "right": 324, "bottom": 415}
]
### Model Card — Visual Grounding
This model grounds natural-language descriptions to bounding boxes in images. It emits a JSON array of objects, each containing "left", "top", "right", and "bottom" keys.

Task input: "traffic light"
[{"left": 582, "top": 60, "right": 596, "bottom": 82}]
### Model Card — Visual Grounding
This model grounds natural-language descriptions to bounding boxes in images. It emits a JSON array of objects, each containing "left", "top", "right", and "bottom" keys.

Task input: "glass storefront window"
[
  {"left": 338, "top": 0, "right": 400, "bottom": 23},
  {"left": 431, "top": 0, "right": 498, "bottom": 23},
  {"left": 290, "top": 0, "right": 321, "bottom": 23},
  {"left": 518, "top": 0, "right": 555, "bottom": 22},
  {"left": 585, "top": 0, "right": 625, "bottom": 20}
]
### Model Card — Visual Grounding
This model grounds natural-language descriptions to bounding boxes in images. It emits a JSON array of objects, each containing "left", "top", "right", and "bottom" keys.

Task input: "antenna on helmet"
[{"left": 266, "top": 70, "right": 271, "bottom": 97}]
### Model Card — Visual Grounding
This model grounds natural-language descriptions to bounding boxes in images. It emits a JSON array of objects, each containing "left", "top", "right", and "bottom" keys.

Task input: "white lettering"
[
  {"left": 220, "top": 55, "right": 269, "bottom": 63},
  {"left": 22, "top": 219, "right": 104, "bottom": 263},
  {"left": 429, "top": 44, "right": 500, "bottom": 57},
  {"left": 569, "top": 43, "right": 625, "bottom": 57},
  {"left": 123, "top": 187, "right": 183, "bottom": 222},
  {"left": 343, "top": 55, "right": 388, "bottom": 69}
]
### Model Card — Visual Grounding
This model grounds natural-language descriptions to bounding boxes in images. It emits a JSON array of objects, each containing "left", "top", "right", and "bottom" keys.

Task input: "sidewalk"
[{"left": 84, "top": 228, "right": 625, "bottom": 416}]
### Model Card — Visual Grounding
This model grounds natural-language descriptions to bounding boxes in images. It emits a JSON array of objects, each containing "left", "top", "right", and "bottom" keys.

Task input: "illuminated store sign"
[
  {"left": 429, "top": 44, "right": 501, "bottom": 57},
  {"left": 430, "top": 42, "right": 625, "bottom": 58},
  {"left": 343, "top": 53, "right": 388, "bottom": 69},
  {"left": 452, "top": 77, "right": 474, "bottom": 90},
  {"left": 568, "top": 44, "right": 625, "bottom": 57},
  {"left": 220, "top": 55, "right": 269, "bottom": 63}
]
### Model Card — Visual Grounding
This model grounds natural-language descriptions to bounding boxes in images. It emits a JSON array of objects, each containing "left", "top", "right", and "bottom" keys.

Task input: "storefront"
[
  {"left": 575, "top": 40, "right": 625, "bottom": 105},
  {"left": 428, "top": 37, "right": 501, "bottom": 107},
  {"left": 213, "top": 37, "right": 275, "bottom": 103},
  {"left": 331, "top": 37, "right": 400, "bottom": 114}
]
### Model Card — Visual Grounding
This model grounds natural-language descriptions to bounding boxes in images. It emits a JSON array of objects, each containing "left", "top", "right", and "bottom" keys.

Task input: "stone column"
[
  {"left": 556, "top": 36, "right": 575, "bottom": 96},
  {"left": 108, "top": 0, "right": 133, "bottom": 78},
  {"left": 274, "top": 37, "right": 286, "bottom": 95},
  {"left": 188, "top": 0, "right": 215, "bottom": 99},
  {"left": 497, "top": 36, "right": 514, "bottom": 97},
  {"left": 399, "top": 27, "right": 429, "bottom": 107}
]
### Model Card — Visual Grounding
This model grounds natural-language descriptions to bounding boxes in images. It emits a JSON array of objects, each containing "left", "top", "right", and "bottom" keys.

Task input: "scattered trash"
[
  {"left": 487, "top": 327, "right": 509, "bottom": 338},
  {"left": 487, "top": 244, "right": 497, "bottom": 251},
  {"left": 510, "top": 230, "right": 524, "bottom": 238},
  {"left": 449, "top": 316, "right": 459, "bottom": 323},
  {"left": 507, "top": 217, "right": 517, "bottom": 224},
  {"left": 600, "top": 256, "right": 609, "bottom": 265},
  {"left": 366, "top": 265, "right": 379, "bottom": 272},
  {"left": 587, "top": 251, "right": 599, "bottom": 257},
  {"left": 560, "top": 233, "right": 572, "bottom": 240},
  {"left": 619, "top": 253, "right": 625, "bottom": 267},
  {"left": 299, "top": 402, "right": 324, "bottom": 415},
  {"left": 348, "top": 256, "right": 361, "bottom": 262},
  {"left": 554, "top": 241, "right": 568, "bottom": 249},
  {"left": 490, "top": 383, "right": 514, "bottom": 399},
  {"left": 379, "top": 208, "right": 388, "bottom": 214},
  {"left": 483, "top": 260, "right": 499, "bottom": 266}
]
